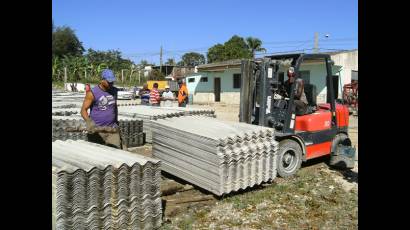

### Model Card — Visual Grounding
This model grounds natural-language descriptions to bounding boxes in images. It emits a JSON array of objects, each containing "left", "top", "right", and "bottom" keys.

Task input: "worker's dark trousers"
[
  {"left": 179, "top": 101, "right": 187, "bottom": 107},
  {"left": 294, "top": 100, "right": 308, "bottom": 116},
  {"left": 87, "top": 131, "right": 123, "bottom": 149}
]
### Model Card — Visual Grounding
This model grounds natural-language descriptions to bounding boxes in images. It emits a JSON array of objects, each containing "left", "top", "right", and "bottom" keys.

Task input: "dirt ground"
[{"left": 127, "top": 102, "right": 358, "bottom": 229}]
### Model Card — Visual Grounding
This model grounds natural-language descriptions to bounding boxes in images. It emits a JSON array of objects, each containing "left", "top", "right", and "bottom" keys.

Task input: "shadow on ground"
[{"left": 301, "top": 155, "right": 358, "bottom": 184}]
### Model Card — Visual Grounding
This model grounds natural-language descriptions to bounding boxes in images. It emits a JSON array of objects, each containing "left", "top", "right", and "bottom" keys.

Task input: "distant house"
[
  {"left": 152, "top": 65, "right": 196, "bottom": 80},
  {"left": 185, "top": 51, "right": 358, "bottom": 105},
  {"left": 152, "top": 65, "right": 175, "bottom": 77},
  {"left": 326, "top": 49, "right": 358, "bottom": 85},
  {"left": 185, "top": 59, "right": 242, "bottom": 104}
]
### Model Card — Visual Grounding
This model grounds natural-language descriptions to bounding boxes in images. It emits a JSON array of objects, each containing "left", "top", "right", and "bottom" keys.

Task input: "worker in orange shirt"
[{"left": 177, "top": 79, "right": 189, "bottom": 107}]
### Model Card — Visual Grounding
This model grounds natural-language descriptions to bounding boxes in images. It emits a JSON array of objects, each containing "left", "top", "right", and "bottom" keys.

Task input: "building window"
[
  {"left": 233, "top": 74, "right": 241, "bottom": 88},
  {"left": 299, "top": 71, "right": 310, "bottom": 84},
  {"left": 200, "top": 77, "right": 208, "bottom": 82},
  {"left": 188, "top": 78, "right": 195, "bottom": 83}
]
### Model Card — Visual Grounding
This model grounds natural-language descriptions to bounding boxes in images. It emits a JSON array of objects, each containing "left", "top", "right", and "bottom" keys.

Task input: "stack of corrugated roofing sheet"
[
  {"left": 150, "top": 106, "right": 216, "bottom": 117},
  {"left": 52, "top": 115, "right": 144, "bottom": 148},
  {"left": 118, "top": 105, "right": 216, "bottom": 143},
  {"left": 52, "top": 140, "right": 162, "bottom": 230},
  {"left": 52, "top": 91, "right": 85, "bottom": 108},
  {"left": 151, "top": 116, "right": 278, "bottom": 196},
  {"left": 117, "top": 102, "right": 139, "bottom": 107},
  {"left": 52, "top": 101, "right": 83, "bottom": 109},
  {"left": 52, "top": 108, "right": 81, "bottom": 116}
]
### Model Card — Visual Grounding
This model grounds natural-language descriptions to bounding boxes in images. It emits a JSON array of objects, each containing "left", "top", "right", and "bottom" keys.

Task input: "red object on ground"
[{"left": 342, "top": 81, "right": 358, "bottom": 112}]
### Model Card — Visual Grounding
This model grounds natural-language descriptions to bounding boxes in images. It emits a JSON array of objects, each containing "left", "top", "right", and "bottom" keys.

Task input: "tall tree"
[
  {"left": 140, "top": 60, "right": 150, "bottom": 67},
  {"left": 207, "top": 44, "right": 225, "bottom": 63},
  {"left": 246, "top": 37, "right": 266, "bottom": 58},
  {"left": 206, "top": 35, "right": 253, "bottom": 63},
  {"left": 223, "top": 35, "right": 252, "bottom": 60},
  {"left": 180, "top": 52, "right": 206, "bottom": 67},
  {"left": 52, "top": 26, "right": 85, "bottom": 58},
  {"left": 148, "top": 69, "right": 165, "bottom": 80},
  {"left": 85, "top": 48, "right": 133, "bottom": 71}
]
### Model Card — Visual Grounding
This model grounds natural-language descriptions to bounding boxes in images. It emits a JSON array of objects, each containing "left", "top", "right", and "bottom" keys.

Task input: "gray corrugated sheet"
[
  {"left": 52, "top": 140, "right": 162, "bottom": 230},
  {"left": 118, "top": 105, "right": 216, "bottom": 143},
  {"left": 52, "top": 101, "right": 83, "bottom": 109},
  {"left": 52, "top": 116, "right": 144, "bottom": 147},
  {"left": 52, "top": 108, "right": 82, "bottom": 116},
  {"left": 151, "top": 116, "right": 278, "bottom": 196}
]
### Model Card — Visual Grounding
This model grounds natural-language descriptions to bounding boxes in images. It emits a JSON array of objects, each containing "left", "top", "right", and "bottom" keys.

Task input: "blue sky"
[{"left": 52, "top": 0, "right": 358, "bottom": 64}]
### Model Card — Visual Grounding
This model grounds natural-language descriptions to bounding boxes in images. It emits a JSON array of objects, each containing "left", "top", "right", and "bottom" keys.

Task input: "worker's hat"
[
  {"left": 165, "top": 85, "right": 170, "bottom": 89},
  {"left": 101, "top": 69, "right": 116, "bottom": 82},
  {"left": 288, "top": 67, "right": 295, "bottom": 73}
]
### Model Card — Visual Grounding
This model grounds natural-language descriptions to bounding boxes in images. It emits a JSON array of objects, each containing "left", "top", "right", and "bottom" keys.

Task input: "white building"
[{"left": 327, "top": 49, "right": 358, "bottom": 86}]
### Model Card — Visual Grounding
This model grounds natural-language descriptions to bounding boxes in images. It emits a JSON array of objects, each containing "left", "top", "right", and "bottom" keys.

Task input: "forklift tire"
[
  {"left": 277, "top": 139, "right": 303, "bottom": 178},
  {"left": 329, "top": 133, "right": 355, "bottom": 169},
  {"left": 331, "top": 133, "right": 352, "bottom": 151}
]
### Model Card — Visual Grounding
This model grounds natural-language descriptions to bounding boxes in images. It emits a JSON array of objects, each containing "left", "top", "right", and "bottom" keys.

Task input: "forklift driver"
[{"left": 284, "top": 67, "right": 308, "bottom": 115}]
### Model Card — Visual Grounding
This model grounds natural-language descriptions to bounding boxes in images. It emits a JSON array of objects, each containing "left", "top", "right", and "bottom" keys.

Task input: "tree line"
[{"left": 52, "top": 22, "right": 265, "bottom": 84}]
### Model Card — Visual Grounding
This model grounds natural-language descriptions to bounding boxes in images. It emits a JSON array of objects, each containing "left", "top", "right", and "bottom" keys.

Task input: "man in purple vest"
[{"left": 80, "top": 69, "right": 122, "bottom": 149}]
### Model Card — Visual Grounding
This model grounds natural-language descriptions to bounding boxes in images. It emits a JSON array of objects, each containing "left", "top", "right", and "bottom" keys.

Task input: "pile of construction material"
[
  {"left": 117, "top": 101, "right": 139, "bottom": 107},
  {"left": 52, "top": 92, "right": 85, "bottom": 108},
  {"left": 52, "top": 108, "right": 81, "bottom": 116},
  {"left": 151, "top": 116, "right": 278, "bottom": 196},
  {"left": 52, "top": 115, "right": 144, "bottom": 148},
  {"left": 52, "top": 101, "right": 83, "bottom": 109},
  {"left": 151, "top": 106, "right": 216, "bottom": 117},
  {"left": 118, "top": 105, "right": 215, "bottom": 143},
  {"left": 52, "top": 93, "right": 85, "bottom": 103},
  {"left": 52, "top": 140, "right": 162, "bottom": 230}
]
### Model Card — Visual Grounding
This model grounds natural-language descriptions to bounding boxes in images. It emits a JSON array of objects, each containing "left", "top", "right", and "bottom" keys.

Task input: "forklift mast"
[{"left": 239, "top": 54, "right": 337, "bottom": 134}]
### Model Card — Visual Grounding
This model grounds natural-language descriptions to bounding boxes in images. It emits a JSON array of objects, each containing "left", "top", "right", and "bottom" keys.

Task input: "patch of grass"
[
  {"left": 164, "top": 164, "right": 357, "bottom": 229},
  {"left": 52, "top": 81, "right": 65, "bottom": 89},
  {"left": 177, "top": 215, "right": 194, "bottom": 230}
]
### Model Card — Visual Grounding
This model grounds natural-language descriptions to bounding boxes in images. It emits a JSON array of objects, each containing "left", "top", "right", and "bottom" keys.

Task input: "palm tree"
[
  {"left": 165, "top": 58, "right": 176, "bottom": 66},
  {"left": 246, "top": 37, "right": 266, "bottom": 58}
]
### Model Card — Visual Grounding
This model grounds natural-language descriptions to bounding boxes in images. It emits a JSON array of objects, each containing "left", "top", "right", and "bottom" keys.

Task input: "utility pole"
[
  {"left": 314, "top": 32, "right": 319, "bottom": 53},
  {"left": 160, "top": 45, "right": 163, "bottom": 74}
]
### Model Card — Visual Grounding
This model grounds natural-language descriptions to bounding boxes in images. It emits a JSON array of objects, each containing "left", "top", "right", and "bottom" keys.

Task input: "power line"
[
  {"left": 122, "top": 36, "right": 357, "bottom": 63},
  {"left": 122, "top": 37, "right": 357, "bottom": 57},
  {"left": 255, "top": 47, "right": 353, "bottom": 56}
]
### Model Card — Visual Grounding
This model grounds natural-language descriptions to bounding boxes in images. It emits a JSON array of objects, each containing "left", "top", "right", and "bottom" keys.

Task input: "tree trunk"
[
  {"left": 129, "top": 69, "right": 134, "bottom": 84},
  {"left": 64, "top": 67, "right": 67, "bottom": 84}
]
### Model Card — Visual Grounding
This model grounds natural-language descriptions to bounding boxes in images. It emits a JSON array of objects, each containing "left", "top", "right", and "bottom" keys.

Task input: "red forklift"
[{"left": 239, "top": 53, "right": 356, "bottom": 177}]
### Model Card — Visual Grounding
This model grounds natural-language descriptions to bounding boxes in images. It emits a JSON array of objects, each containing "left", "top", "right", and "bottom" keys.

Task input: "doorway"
[{"left": 214, "top": 77, "right": 221, "bottom": 102}]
